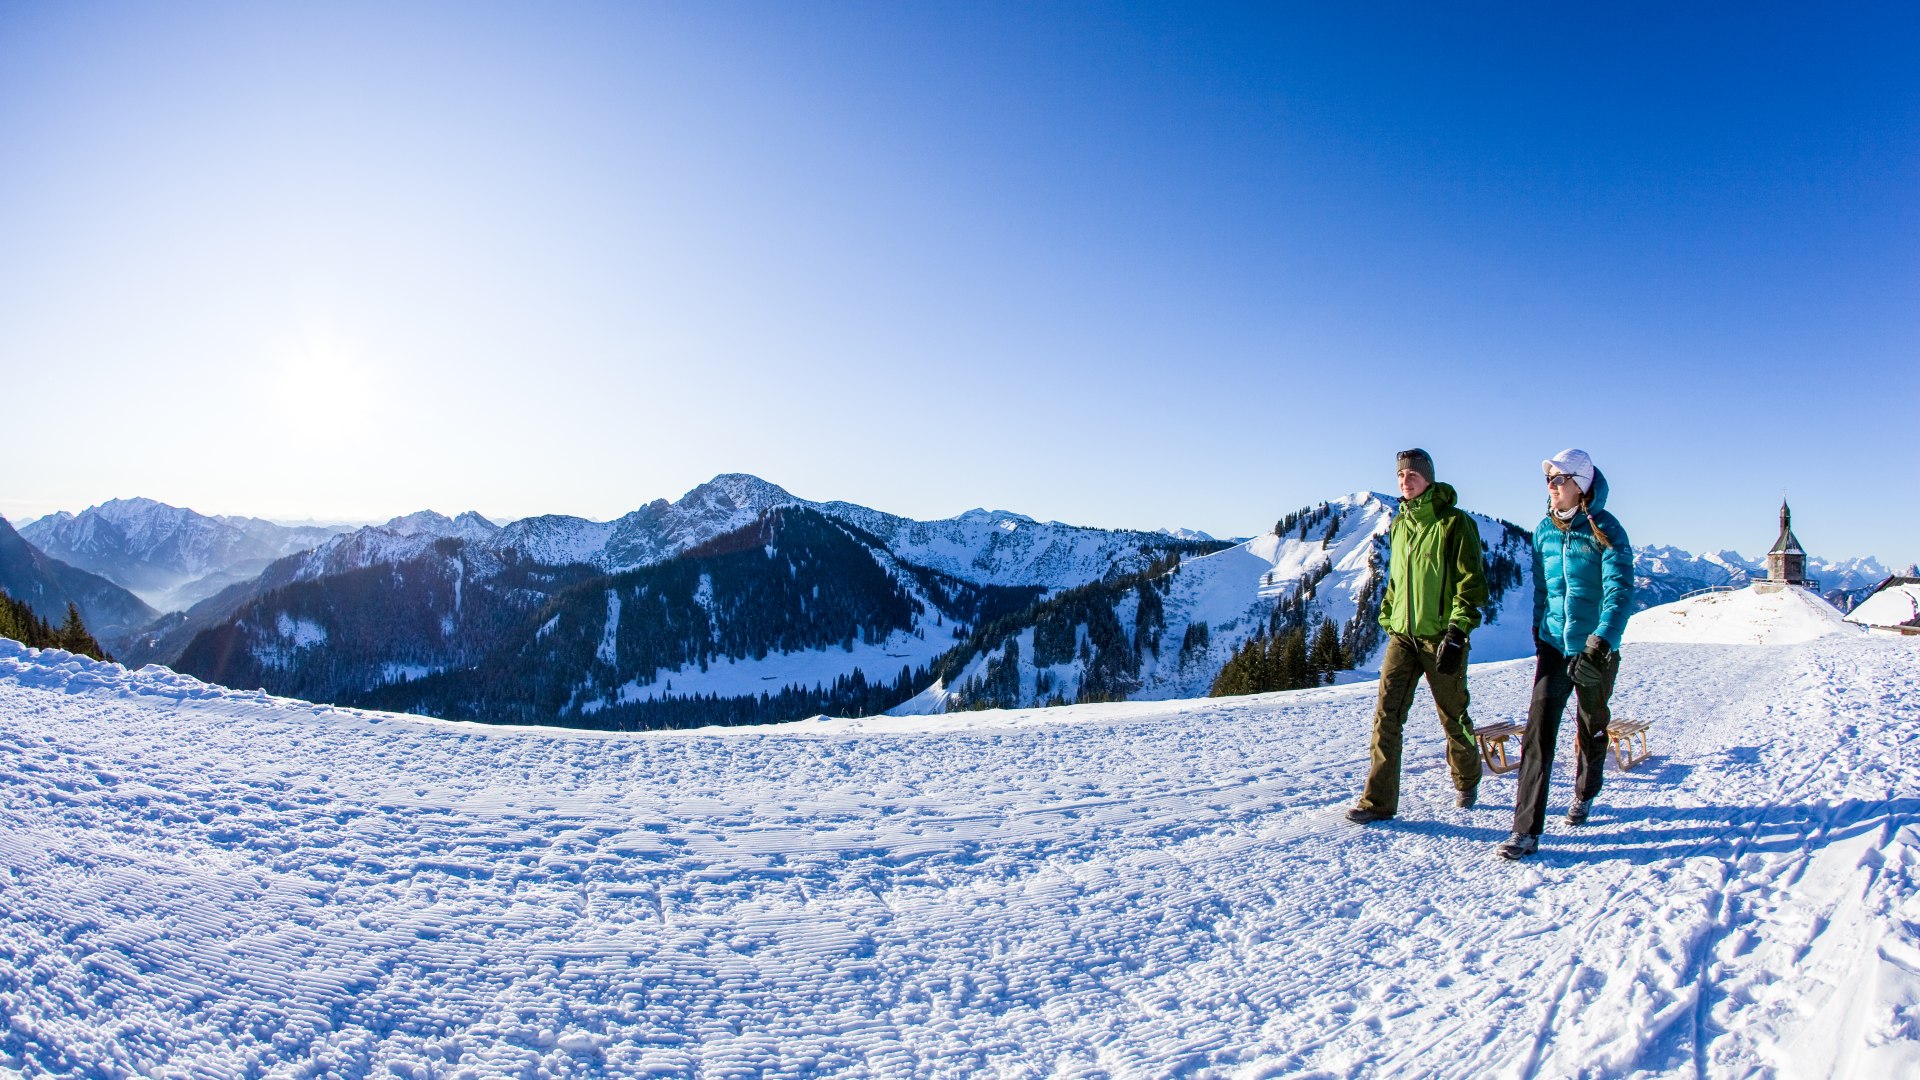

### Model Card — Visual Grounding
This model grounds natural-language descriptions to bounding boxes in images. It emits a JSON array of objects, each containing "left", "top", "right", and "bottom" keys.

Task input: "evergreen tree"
[
  {"left": 0, "top": 590, "right": 54, "bottom": 649},
  {"left": 1179, "top": 621, "right": 1210, "bottom": 662},
  {"left": 1341, "top": 547, "right": 1387, "bottom": 667},
  {"left": 1308, "top": 616, "right": 1345, "bottom": 685},
  {"left": 1275, "top": 627, "right": 1309, "bottom": 689},
  {"left": 1210, "top": 626, "right": 1316, "bottom": 696},
  {"left": 0, "top": 592, "right": 110, "bottom": 662},
  {"left": 1133, "top": 580, "right": 1164, "bottom": 657},
  {"left": 1208, "top": 638, "right": 1253, "bottom": 696}
]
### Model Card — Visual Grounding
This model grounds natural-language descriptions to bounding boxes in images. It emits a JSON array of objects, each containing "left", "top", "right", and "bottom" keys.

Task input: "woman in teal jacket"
[{"left": 1498, "top": 448, "right": 1633, "bottom": 860}]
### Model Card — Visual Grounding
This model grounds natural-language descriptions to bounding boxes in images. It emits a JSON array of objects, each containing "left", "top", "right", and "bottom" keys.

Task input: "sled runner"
[{"left": 1471, "top": 718, "right": 1655, "bottom": 774}]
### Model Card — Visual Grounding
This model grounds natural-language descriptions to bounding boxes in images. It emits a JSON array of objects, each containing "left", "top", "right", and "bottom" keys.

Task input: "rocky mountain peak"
[
  {"left": 93, "top": 496, "right": 173, "bottom": 518},
  {"left": 677, "top": 474, "right": 799, "bottom": 516},
  {"left": 450, "top": 512, "right": 502, "bottom": 538},
  {"left": 954, "top": 508, "right": 1035, "bottom": 526},
  {"left": 377, "top": 510, "right": 485, "bottom": 538}
]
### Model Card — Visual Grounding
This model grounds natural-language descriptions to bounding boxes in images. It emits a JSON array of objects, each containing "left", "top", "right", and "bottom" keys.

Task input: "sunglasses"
[{"left": 1546, "top": 473, "right": 1580, "bottom": 488}]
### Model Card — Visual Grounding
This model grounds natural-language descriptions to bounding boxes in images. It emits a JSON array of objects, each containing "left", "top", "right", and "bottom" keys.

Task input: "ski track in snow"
[{"left": 1, "top": 634, "right": 1918, "bottom": 1077}]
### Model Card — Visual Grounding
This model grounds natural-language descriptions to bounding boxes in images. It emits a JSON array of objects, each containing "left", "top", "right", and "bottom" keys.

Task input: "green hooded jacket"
[{"left": 1377, "top": 482, "right": 1488, "bottom": 639}]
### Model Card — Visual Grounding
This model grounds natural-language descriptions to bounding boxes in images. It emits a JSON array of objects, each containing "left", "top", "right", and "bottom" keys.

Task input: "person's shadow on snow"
[{"left": 1518, "top": 796, "right": 1920, "bottom": 864}]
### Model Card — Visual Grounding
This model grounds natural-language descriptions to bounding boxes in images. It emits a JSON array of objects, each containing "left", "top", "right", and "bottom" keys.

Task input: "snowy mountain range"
[
  {"left": 1631, "top": 544, "right": 1894, "bottom": 611},
  {"left": 163, "top": 495, "right": 1225, "bottom": 726},
  {"left": 18, "top": 498, "right": 350, "bottom": 611},
  {"left": 0, "top": 516, "right": 157, "bottom": 648},
  {"left": 116, "top": 476, "right": 1228, "bottom": 686},
  {"left": 912, "top": 492, "right": 1538, "bottom": 714},
  {"left": 342, "top": 505, "right": 1049, "bottom": 728},
  {"left": 256, "top": 473, "right": 1217, "bottom": 592},
  {"left": 4, "top": 476, "right": 1911, "bottom": 731},
  {"left": 162, "top": 491, "right": 1534, "bottom": 728}
]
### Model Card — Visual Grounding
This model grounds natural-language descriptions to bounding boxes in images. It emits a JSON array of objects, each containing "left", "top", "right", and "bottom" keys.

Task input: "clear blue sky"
[{"left": 2, "top": 2, "right": 1914, "bottom": 565}]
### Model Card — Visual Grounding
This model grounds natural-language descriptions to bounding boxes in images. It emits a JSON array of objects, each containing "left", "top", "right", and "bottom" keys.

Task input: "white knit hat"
[{"left": 1542, "top": 448, "right": 1595, "bottom": 494}]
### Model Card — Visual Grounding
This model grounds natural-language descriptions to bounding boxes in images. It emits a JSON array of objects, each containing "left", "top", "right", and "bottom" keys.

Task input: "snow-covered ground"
[
  {"left": 3, "top": 614, "right": 1919, "bottom": 1076},
  {"left": 1623, "top": 585, "right": 1855, "bottom": 646},
  {"left": 596, "top": 628, "right": 952, "bottom": 709}
]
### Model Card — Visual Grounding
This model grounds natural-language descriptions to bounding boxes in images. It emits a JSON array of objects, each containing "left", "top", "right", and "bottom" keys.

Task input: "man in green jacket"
[{"left": 1348, "top": 448, "right": 1490, "bottom": 823}]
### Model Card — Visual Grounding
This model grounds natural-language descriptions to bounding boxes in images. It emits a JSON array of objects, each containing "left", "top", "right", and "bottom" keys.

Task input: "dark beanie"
[{"left": 1396, "top": 448, "right": 1435, "bottom": 484}]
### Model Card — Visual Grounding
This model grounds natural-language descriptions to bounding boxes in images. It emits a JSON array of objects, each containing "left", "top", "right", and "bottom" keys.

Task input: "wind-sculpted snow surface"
[{"left": 3, "top": 632, "right": 1919, "bottom": 1076}]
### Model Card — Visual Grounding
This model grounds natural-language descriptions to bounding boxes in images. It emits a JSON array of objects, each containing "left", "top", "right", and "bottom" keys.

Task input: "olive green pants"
[{"left": 1358, "top": 632, "right": 1481, "bottom": 815}]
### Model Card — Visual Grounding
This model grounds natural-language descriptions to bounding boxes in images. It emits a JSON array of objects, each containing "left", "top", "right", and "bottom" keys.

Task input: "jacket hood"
[
  {"left": 1401, "top": 481, "right": 1457, "bottom": 524},
  {"left": 1586, "top": 469, "right": 1609, "bottom": 513},
  {"left": 1543, "top": 468, "right": 1611, "bottom": 532}
]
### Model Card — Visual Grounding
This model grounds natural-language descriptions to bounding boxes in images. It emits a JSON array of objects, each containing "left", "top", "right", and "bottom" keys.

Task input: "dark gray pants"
[{"left": 1511, "top": 640, "right": 1619, "bottom": 837}]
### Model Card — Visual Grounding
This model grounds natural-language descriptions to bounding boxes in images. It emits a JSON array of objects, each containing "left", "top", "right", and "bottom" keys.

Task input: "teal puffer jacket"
[{"left": 1532, "top": 469, "right": 1634, "bottom": 653}]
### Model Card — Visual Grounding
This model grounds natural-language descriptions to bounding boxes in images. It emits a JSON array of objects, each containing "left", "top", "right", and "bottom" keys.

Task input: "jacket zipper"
[{"left": 1558, "top": 520, "right": 1575, "bottom": 654}]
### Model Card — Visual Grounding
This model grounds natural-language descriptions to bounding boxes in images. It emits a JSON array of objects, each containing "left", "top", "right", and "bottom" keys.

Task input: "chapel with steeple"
[{"left": 1758, "top": 499, "right": 1809, "bottom": 592}]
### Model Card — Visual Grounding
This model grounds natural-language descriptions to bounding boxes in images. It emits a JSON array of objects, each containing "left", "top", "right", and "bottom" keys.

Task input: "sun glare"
[{"left": 270, "top": 332, "right": 377, "bottom": 436}]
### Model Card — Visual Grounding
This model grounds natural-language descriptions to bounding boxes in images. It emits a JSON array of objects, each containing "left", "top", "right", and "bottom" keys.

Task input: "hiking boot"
[
  {"left": 1566, "top": 798, "right": 1592, "bottom": 826},
  {"left": 1345, "top": 806, "right": 1394, "bottom": 824},
  {"left": 1496, "top": 832, "right": 1539, "bottom": 860},
  {"left": 1456, "top": 788, "right": 1478, "bottom": 809}
]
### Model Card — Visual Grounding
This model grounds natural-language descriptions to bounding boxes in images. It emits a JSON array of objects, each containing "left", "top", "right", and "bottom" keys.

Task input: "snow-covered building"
[{"left": 1845, "top": 575, "right": 1920, "bottom": 636}]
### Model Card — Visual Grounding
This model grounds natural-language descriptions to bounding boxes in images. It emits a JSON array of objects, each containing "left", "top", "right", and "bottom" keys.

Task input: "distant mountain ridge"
[
  {"left": 47, "top": 480, "right": 1899, "bottom": 629},
  {"left": 0, "top": 515, "right": 158, "bottom": 649},
  {"left": 1631, "top": 545, "right": 1893, "bottom": 612},
  {"left": 16, "top": 477, "right": 1909, "bottom": 733},
  {"left": 148, "top": 479, "right": 1230, "bottom": 719},
  {"left": 349, "top": 506, "right": 1049, "bottom": 728},
  {"left": 236, "top": 474, "right": 1218, "bottom": 602},
  {"left": 908, "top": 491, "right": 1539, "bottom": 714},
  {"left": 112, "top": 478, "right": 1230, "bottom": 675},
  {"left": 20, "top": 498, "right": 349, "bottom": 611}
]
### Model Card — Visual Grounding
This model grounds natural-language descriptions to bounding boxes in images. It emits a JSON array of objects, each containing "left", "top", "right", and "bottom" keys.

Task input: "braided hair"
[{"left": 1549, "top": 481, "right": 1614, "bottom": 550}]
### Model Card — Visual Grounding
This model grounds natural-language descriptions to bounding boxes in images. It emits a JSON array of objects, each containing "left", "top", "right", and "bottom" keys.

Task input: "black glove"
[
  {"left": 1436, "top": 625, "right": 1467, "bottom": 676},
  {"left": 1569, "top": 635, "right": 1612, "bottom": 688}
]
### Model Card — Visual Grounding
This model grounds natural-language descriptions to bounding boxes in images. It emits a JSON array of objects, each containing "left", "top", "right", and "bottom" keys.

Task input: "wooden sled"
[
  {"left": 1607, "top": 718, "right": 1653, "bottom": 771},
  {"left": 1471, "top": 718, "right": 1655, "bottom": 774},
  {"left": 1472, "top": 721, "right": 1527, "bottom": 774}
]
